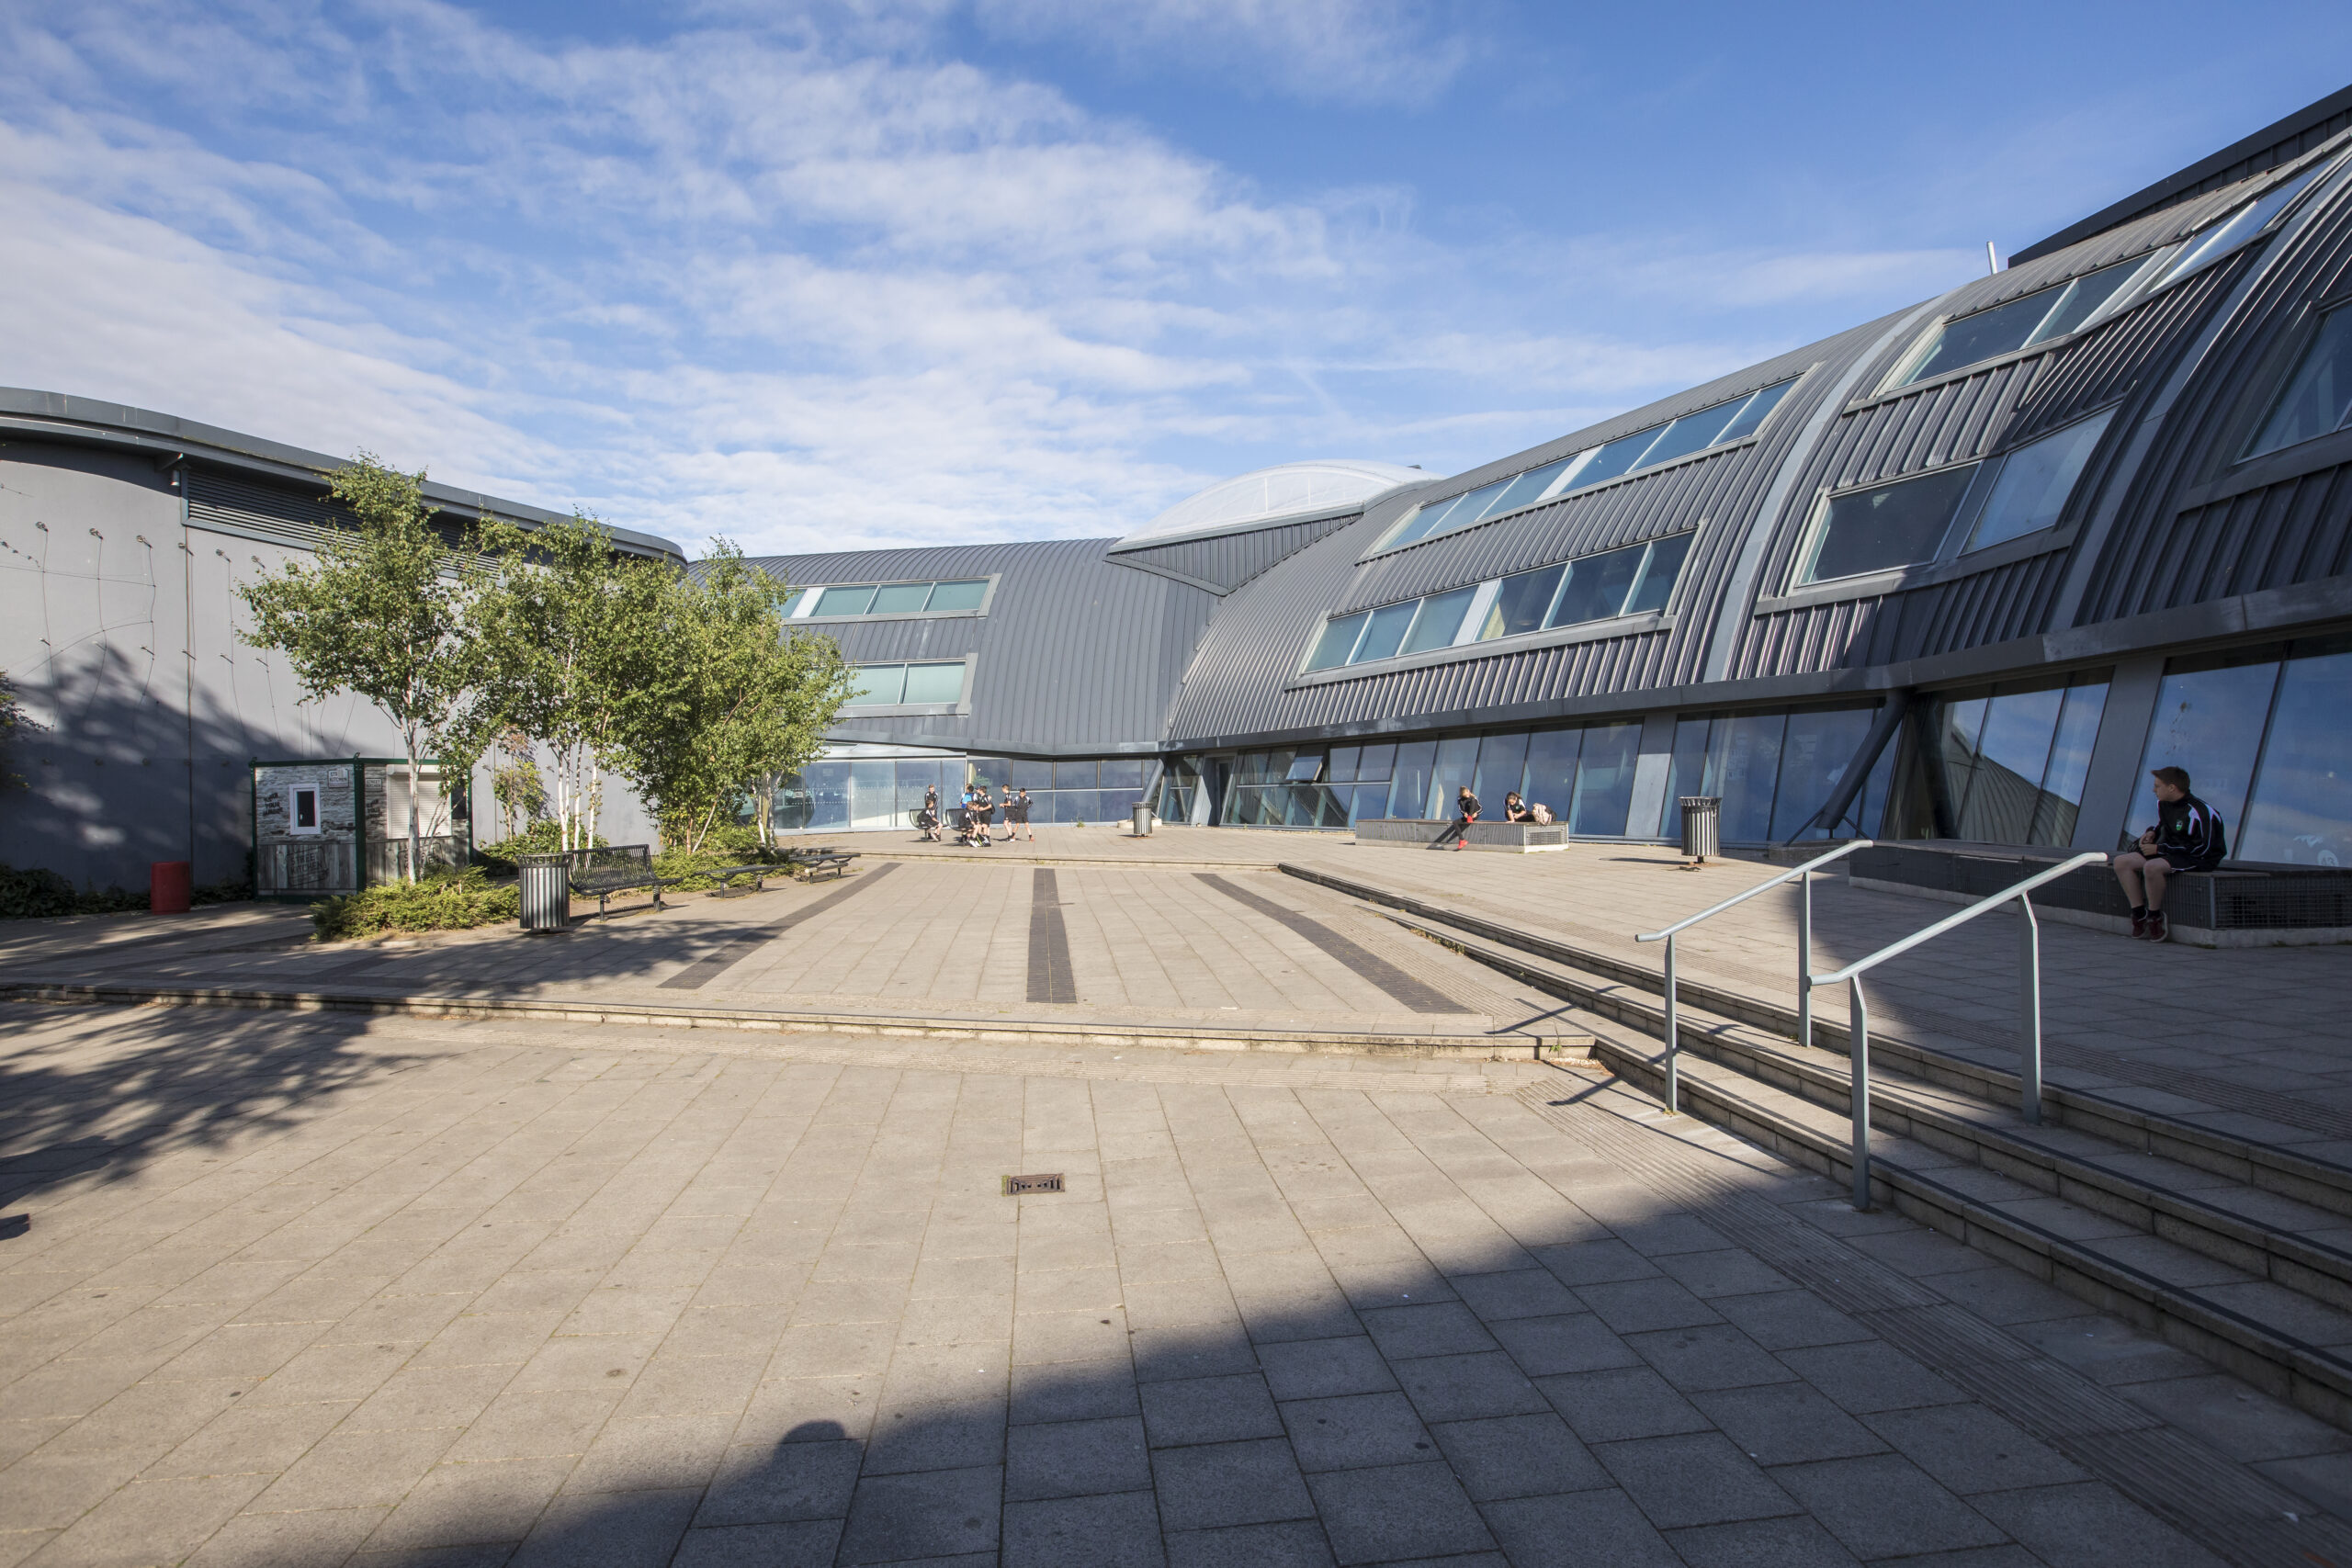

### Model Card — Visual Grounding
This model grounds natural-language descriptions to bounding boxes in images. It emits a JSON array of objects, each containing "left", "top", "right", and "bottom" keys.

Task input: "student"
[
  {"left": 956, "top": 786, "right": 980, "bottom": 847},
  {"left": 973, "top": 784, "right": 998, "bottom": 846},
  {"left": 1455, "top": 785, "right": 1481, "bottom": 851},
  {"left": 2112, "top": 765, "right": 2227, "bottom": 942},
  {"left": 1503, "top": 791, "right": 1530, "bottom": 823},
  {"left": 1008, "top": 787, "right": 1034, "bottom": 842},
  {"left": 919, "top": 784, "right": 942, "bottom": 842}
]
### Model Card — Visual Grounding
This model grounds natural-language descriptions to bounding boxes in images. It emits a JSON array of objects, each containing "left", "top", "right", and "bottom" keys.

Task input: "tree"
[
  {"left": 469, "top": 511, "right": 670, "bottom": 853},
  {"left": 605, "top": 544, "right": 851, "bottom": 853},
  {"left": 238, "top": 455, "right": 490, "bottom": 881}
]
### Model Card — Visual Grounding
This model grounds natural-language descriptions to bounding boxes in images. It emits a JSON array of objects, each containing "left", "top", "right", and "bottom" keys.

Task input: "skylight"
[{"left": 791, "top": 579, "right": 991, "bottom": 618}]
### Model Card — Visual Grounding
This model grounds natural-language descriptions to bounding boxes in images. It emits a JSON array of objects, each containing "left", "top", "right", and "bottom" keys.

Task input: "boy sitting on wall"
[{"left": 2111, "top": 765, "right": 2227, "bottom": 942}]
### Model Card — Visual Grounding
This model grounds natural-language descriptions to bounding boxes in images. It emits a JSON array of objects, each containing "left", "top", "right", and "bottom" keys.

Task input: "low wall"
[
  {"left": 1354, "top": 818, "right": 1569, "bottom": 853},
  {"left": 1849, "top": 841, "right": 2352, "bottom": 948}
]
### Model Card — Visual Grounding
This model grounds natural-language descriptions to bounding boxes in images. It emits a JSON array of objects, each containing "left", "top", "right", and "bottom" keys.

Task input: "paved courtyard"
[{"left": 5, "top": 1002, "right": 2351, "bottom": 1566}]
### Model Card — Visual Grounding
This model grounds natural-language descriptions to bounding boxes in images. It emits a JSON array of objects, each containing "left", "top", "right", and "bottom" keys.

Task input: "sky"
[{"left": 3, "top": 2, "right": 2347, "bottom": 558}]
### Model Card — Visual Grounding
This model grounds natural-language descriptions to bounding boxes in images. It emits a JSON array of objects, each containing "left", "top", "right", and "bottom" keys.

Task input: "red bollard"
[{"left": 150, "top": 861, "right": 192, "bottom": 914}]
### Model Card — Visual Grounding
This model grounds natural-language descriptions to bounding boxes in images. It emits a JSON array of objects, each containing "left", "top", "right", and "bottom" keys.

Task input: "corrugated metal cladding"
[
  {"left": 1104, "top": 512, "right": 1363, "bottom": 592},
  {"left": 2074, "top": 165, "right": 2352, "bottom": 625},
  {"left": 742, "top": 537, "right": 1214, "bottom": 756}
]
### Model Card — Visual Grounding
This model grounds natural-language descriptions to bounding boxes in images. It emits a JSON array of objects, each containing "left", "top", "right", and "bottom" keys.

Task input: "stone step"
[
  {"left": 1568, "top": 1009, "right": 2352, "bottom": 1430},
  {"left": 1373, "top": 903, "right": 2352, "bottom": 1313},
  {"left": 1282, "top": 860, "right": 2352, "bottom": 1222}
]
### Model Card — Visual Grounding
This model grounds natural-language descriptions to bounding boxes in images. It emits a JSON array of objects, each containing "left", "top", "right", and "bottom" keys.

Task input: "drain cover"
[{"left": 1002, "top": 1173, "right": 1064, "bottom": 1195}]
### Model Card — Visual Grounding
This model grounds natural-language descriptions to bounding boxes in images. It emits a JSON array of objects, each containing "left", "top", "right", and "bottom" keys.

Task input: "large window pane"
[
  {"left": 1770, "top": 707, "right": 1877, "bottom": 841},
  {"left": 1569, "top": 723, "right": 1641, "bottom": 834},
  {"left": 1306, "top": 613, "right": 1369, "bottom": 671},
  {"left": 2030, "top": 679, "right": 2109, "bottom": 845},
  {"left": 798, "top": 761, "right": 851, "bottom": 830},
  {"left": 1356, "top": 744, "right": 1395, "bottom": 781},
  {"left": 1432, "top": 736, "right": 1479, "bottom": 819},
  {"left": 1718, "top": 379, "right": 1795, "bottom": 443},
  {"left": 1567, "top": 429, "right": 1659, "bottom": 490},
  {"left": 1958, "top": 686, "right": 2064, "bottom": 843},
  {"left": 1634, "top": 399, "right": 1747, "bottom": 469},
  {"left": 2238, "top": 644, "right": 2352, "bottom": 864},
  {"left": 1101, "top": 759, "right": 1145, "bottom": 790},
  {"left": 1328, "top": 746, "right": 1362, "bottom": 784},
  {"left": 1474, "top": 732, "right": 1529, "bottom": 807},
  {"left": 901, "top": 662, "right": 966, "bottom": 704},
  {"left": 1402, "top": 587, "right": 1477, "bottom": 654},
  {"left": 1283, "top": 754, "right": 1324, "bottom": 783},
  {"left": 923, "top": 579, "right": 989, "bottom": 611},
  {"left": 1550, "top": 543, "right": 1646, "bottom": 626},
  {"left": 850, "top": 761, "right": 899, "bottom": 829},
  {"left": 1486, "top": 458, "right": 1574, "bottom": 515},
  {"left": 1054, "top": 760, "right": 1097, "bottom": 788},
  {"left": 1969, "top": 412, "right": 2114, "bottom": 551},
  {"left": 869, "top": 581, "right": 931, "bottom": 614},
  {"left": 896, "top": 760, "right": 947, "bottom": 824},
  {"left": 1009, "top": 758, "right": 1054, "bottom": 792},
  {"left": 2133, "top": 654, "right": 2282, "bottom": 837},
  {"left": 2246, "top": 307, "right": 2352, "bottom": 458},
  {"left": 1624, "top": 533, "right": 1693, "bottom": 615},
  {"left": 850, "top": 664, "right": 905, "bottom": 705},
  {"left": 1385, "top": 495, "right": 1458, "bottom": 548},
  {"left": 1803, "top": 466, "right": 1976, "bottom": 583},
  {"left": 1445, "top": 479, "right": 1514, "bottom": 531},
  {"left": 815, "top": 584, "right": 877, "bottom": 616},
  {"left": 1709, "top": 712, "right": 1786, "bottom": 841},
  {"left": 1902, "top": 289, "right": 2063, "bottom": 385},
  {"left": 2165, "top": 162, "right": 2331, "bottom": 284},
  {"left": 969, "top": 756, "right": 1012, "bottom": 789},
  {"left": 1352, "top": 601, "right": 1419, "bottom": 663},
  {"left": 1481, "top": 565, "right": 1564, "bottom": 640},
  {"left": 1387, "top": 741, "right": 1436, "bottom": 819},
  {"left": 1523, "top": 729, "right": 1581, "bottom": 822}
]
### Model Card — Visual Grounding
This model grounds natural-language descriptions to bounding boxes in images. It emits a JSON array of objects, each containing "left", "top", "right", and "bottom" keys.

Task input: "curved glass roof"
[{"left": 1116, "top": 460, "right": 1431, "bottom": 549}]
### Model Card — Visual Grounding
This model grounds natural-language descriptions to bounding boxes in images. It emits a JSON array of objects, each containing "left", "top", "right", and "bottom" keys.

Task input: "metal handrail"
[
  {"left": 1635, "top": 840, "right": 1874, "bottom": 1113},
  {"left": 1811, "top": 850, "right": 2105, "bottom": 1211}
]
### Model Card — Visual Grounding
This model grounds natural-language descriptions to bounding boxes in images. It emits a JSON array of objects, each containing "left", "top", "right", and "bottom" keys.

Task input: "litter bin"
[
  {"left": 1679, "top": 797, "right": 1722, "bottom": 863},
  {"left": 1131, "top": 803, "right": 1155, "bottom": 838},
  {"left": 518, "top": 852, "right": 569, "bottom": 931},
  {"left": 150, "top": 861, "right": 191, "bottom": 914}
]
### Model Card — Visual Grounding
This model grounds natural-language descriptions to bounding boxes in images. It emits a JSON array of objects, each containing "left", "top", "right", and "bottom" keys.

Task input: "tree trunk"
[{"left": 404, "top": 739, "right": 423, "bottom": 884}]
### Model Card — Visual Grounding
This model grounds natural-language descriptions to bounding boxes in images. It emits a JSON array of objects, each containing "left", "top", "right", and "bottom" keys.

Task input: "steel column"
[
  {"left": 1849, "top": 976, "right": 1871, "bottom": 1211},
  {"left": 2018, "top": 892, "right": 2042, "bottom": 1124}
]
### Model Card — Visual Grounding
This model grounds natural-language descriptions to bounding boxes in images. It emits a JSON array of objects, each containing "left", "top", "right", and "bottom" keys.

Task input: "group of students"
[
  {"left": 1446, "top": 785, "right": 1554, "bottom": 849},
  {"left": 914, "top": 784, "right": 1035, "bottom": 848}
]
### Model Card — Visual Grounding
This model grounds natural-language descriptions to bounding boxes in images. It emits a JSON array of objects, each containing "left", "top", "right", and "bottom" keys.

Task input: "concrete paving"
[{"left": 5, "top": 1003, "right": 2348, "bottom": 1566}]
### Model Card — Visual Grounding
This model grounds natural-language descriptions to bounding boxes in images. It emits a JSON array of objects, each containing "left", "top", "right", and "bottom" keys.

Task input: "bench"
[
  {"left": 560, "top": 844, "right": 684, "bottom": 917},
  {"left": 707, "top": 864, "right": 780, "bottom": 897},
  {"left": 786, "top": 850, "right": 859, "bottom": 882}
]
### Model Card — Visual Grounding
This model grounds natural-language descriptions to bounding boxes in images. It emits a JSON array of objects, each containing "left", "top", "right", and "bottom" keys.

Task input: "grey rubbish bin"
[
  {"left": 1131, "top": 803, "right": 1155, "bottom": 837},
  {"left": 518, "top": 852, "right": 570, "bottom": 931},
  {"left": 1679, "top": 797, "right": 1722, "bottom": 863}
]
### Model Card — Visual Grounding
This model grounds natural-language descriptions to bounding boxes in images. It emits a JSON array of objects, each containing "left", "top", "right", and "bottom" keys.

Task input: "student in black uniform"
[
  {"left": 1503, "top": 791, "right": 1530, "bottom": 823},
  {"left": 1009, "top": 788, "right": 1034, "bottom": 842},
  {"left": 1455, "top": 785, "right": 1481, "bottom": 852},
  {"left": 919, "top": 785, "right": 942, "bottom": 842},
  {"left": 973, "top": 784, "right": 998, "bottom": 847},
  {"left": 2112, "top": 765, "right": 2227, "bottom": 942}
]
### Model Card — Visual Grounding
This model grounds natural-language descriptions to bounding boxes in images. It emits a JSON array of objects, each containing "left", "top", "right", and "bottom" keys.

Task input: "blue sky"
[{"left": 4, "top": 2, "right": 2346, "bottom": 557}]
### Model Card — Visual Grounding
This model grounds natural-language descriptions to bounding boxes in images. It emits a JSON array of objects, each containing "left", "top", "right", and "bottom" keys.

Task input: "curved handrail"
[
  {"left": 1811, "top": 852, "right": 2105, "bottom": 987},
  {"left": 1637, "top": 839, "right": 1875, "bottom": 943}
]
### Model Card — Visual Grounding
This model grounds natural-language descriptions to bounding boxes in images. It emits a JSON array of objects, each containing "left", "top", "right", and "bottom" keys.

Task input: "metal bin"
[
  {"left": 518, "top": 852, "right": 569, "bottom": 931},
  {"left": 1679, "top": 796, "right": 1722, "bottom": 863},
  {"left": 1132, "top": 803, "right": 1155, "bottom": 837}
]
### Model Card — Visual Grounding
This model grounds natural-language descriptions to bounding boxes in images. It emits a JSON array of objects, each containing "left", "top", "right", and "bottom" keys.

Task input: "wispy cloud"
[{"left": 0, "top": 1, "right": 1951, "bottom": 556}]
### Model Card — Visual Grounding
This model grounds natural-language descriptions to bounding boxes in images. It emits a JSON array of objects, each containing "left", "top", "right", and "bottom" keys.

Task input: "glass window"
[
  {"left": 1666, "top": 716, "right": 1711, "bottom": 839},
  {"left": 1445, "top": 479, "right": 1514, "bottom": 530},
  {"left": 968, "top": 756, "right": 1012, "bottom": 789},
  {"left": 779, "top": 588, "right": 806, "bottom": 615},
  {"left": 1385, "top": 494, "right": 1460, "bottom": 548},
  {"left": 1402, "top": 587, "right": 1477, "bottom": 654},
  {"left": 1769, "top": 707, "right": 1877, "bottom": 841},
  {"left": 2134, "top": 650, "right": 2282, "bottom": 836},
  {"left": 798, "top": 761, "right": 852, "bottom": 830},
  {"left": 849, "top": 664, "right": 905, "bottom": 705},
  {"left": 849, "top": 760, "right": 899, "bottom": 829},
  {"left": 2245, "top": 306, "right": 2352, "bottom": 459},
  {"left": 1899, "top": 256, "right": 2143, "bottom": 386},
  {"left": 1306, "top": 612, "right": 1369, "bottom": 671},
  {"left": 1958, "top": 685, "right": 2065, "bottom": 843},
  {"left": 1474, "top": 731, "right": 1528, "bottom": 807},
  {"left": 1327, "top": 746, "right": 1362, "bottom": 784},
  {"left": 2030, "top": 678, "right": 2109, "bottom": 845},
  {"left": 901, "top": 662, "right": 966, "bottom": 704},
  {"left": 868, "top": 581, "right": 931, "bottom": 614},
  {"left": 1100, "top": 758, "right": 1145, "bottom": 790},
  {"left": 1283, "top": 754, "right": 1324, "bottom": 783},
  {"left": 1352, "top": 601, "right": 1419, "bottom": 663},
  {"left": 1523, "top": 728, "right": 1581, "bottom": 821},
  {"left": 1432, "top": 736, "right": 1479, "bottom": 818},
  {"left": 1387, "top": 741, "right": 1437, "bottom": 819},
  {"left": 1967, "top": 411, "right": 2114, "bottom": 551},
  {"left": 2240, "top": 639, "right": 2352, "bottom": 864},
  {"left": 1802, "top": 466, "right": 1978, "bottom": 583},
  {"left": 1567, "top": 428, "right": 1661, "bottom": 491},
  {"left": 1487, "top": 458, "right": 1575, "bottom": 514},
  {"left": 1054, "top": 760, "right": 1097, "bottom": 788},
  {"left": 1356, "top": 744, "right": 1396, "bottom": 781},
  {"left": 1625, "top": 533, "right": 1693, "bottom": 615},
  {"left": 1718, "top": 380, "right": 1794, "bottom": 443},
  {"left": 1550, "top": 543, "right": 1647, "bottom": 626},
  {"left": 1569, "top": 723, "right": 1641, "bottom": 834},
  {"left": 1008, "top": 759, "right": 1053, "bottom": 792},
  {"left": 816, "top": 584, "right": 878, "bottom": 616},
  {"left": 924, "top": 579, "right": 989, "bottom": 611},
  {"left": 1480, "top": 565, "right": 1564, "bottom": 640},
  {"left": 1633, "top": 400, "right": 1747, "bottom": 470},
  {"left": 1710, "top": 712, "right": 1786, "bottom": 841},
  {"left": 2161, "top": 161, "right": 2334, "bottom": 286}
]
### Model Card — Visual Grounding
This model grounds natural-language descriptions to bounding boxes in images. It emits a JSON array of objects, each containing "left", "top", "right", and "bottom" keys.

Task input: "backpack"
[{"left": 1529, "top": 802, "right": 1554, "bottom": 824}]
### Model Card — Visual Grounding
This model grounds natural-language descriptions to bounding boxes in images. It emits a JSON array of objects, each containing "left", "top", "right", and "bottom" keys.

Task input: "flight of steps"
[{"left": 1283, "top": 862, "right": 2352, "bottom": 1430}]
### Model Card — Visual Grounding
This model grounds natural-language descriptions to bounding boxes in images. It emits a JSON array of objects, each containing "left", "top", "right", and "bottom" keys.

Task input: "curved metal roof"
[{"left": 1115, "top": 459, "right": 1431, "bottom": 550}]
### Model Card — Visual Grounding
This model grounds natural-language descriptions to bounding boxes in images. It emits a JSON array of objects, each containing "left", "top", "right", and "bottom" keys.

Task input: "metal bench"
[
  {"left": 707, "top": 863, "right": 780, "bottom": 897},
  {"left": 561, "top": 845, "right": 684, "bottom": 916},
  {"left": 785, "top": 849, "right": 860, "bottom": 882}
]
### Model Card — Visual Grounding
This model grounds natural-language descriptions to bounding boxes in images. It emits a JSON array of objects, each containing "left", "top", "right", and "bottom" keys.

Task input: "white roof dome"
[{"left": 1115, "top": 459, "right": 1431, "bottom": 549}]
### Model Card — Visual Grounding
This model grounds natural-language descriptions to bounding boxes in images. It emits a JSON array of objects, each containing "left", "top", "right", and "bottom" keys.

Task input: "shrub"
[
  {"left": 650, "top": 841, "right": 782, "bottom": 892},
  {"left": 0, "top": 865, "right": 158, "bottom": 920},
  {"left": 471, "top": 820, "right": 605, "bottom": 876},
  {"left": 313, "top": 868, "right": 519, "bottom": 941}
]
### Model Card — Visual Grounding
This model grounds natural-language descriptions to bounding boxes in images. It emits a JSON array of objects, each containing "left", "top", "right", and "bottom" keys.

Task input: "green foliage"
[
  {"left": 648, "top": 837, "right": 786, "bottom": 891},
  {"left": 0, "top": 865, "right": 245, "bottom": 921},
  {"left": 237, "top": 455, "right": 494, "bottom": 879},
  {"left": 469, "top": 818, "right": 606, "bottom": 876},
  {"left": 604, "top": 544, "right": 852, "bottom": 854},
  {"left": 0, "top": 669, "right": 39, "bottom": 791},
  {"left": 311, "top": 868, "right": 519, "bottom": 941}
]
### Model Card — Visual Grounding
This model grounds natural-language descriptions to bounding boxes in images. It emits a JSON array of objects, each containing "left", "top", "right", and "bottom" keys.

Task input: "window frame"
[
  {"left": 790, "top": 574, "right": 1001, "bottom": 623},
  {"left": 837, "top": 655, "right": 978, "bottom": 716}
]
